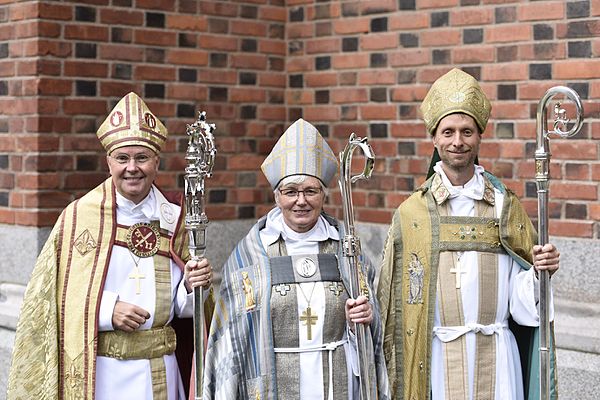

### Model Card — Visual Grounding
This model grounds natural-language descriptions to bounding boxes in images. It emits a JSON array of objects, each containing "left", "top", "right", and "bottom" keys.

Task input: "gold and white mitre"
[
  {"left": 96, "top": 92, "right": 168, "bottom": 154},
  {"left": 261, "top": 118, "right": 338, "bottom": 189},
  {"left": 420, "top": 68, "right": 491, "bottom": 135}
]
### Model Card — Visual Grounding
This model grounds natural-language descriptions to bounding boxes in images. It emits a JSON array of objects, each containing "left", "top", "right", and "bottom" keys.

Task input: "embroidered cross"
[
  {"left": 300, "top": 306, "right": 318, "bottom": 340},
  {"left": 328, "top": 282, "right": 344, "bottom": 296},
  {"left": 129, "top": 265, "right": 145, "bottom": 294},
  {"left": 274, "top": 284, "right": 291, "bottom": 296}
]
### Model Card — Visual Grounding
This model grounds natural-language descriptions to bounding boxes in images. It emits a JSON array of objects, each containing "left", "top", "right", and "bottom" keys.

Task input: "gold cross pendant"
[
  {"left": 129, "top": 265, "right": 146, "bottom": 294},
  {"left": 300, "top": 306, "right": 318, "bottom": 340}
]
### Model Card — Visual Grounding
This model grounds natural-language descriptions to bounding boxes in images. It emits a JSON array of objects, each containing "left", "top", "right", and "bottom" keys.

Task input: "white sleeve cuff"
[{"left": 98, "top": 291, "right": 119, "bottom": 331}]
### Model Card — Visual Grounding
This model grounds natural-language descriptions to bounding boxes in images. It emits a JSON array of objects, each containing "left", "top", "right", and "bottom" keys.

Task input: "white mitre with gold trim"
[{"left": 261, "top": 118, "right": 338, "bottom": 189}]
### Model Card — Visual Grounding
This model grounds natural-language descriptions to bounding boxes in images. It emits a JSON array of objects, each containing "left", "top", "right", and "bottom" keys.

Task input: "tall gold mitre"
[
  {"left": 261, "top": 118, "right": 338, "bottom": 189},
  {"left": 96, "top": 92, "right": 168, "bottom": 154},
  {"left": 420, "top": 68, "right": 491, "bottom": 134}
]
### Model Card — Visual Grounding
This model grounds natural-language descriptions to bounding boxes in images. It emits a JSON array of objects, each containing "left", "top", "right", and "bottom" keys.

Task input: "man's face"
[
  {"left": 432, "top": 113, "right": 481, "bottom": 174},
  {"left": 275, "top": 176, "right": 326, "bottom": 233},
  {"left": 107, "top": 145, "right": 159, "bottom": 204}
]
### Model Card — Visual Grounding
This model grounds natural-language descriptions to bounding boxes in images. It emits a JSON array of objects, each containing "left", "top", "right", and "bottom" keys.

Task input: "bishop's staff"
[
  {"left": 535, "top": 87, "right": 583, "bottom": 400},
  {"left": 184, "top": 111, "right": 216, "bottom": 400},
  {"left": 339, "top": 133, "right": 375, "bottom": 400}
]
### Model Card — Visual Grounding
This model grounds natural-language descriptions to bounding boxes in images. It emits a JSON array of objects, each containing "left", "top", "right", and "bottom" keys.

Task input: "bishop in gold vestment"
[{"left": 7, "top": 92, "right": 213, "bottom": 400}]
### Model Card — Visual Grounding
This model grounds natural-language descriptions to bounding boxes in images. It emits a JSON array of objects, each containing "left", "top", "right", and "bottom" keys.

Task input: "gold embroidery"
[
  {"left": 74, "top": 229, "right": 96, "bottom": 256},
  {"left": 242, "top": 272, "right": 256, "bottom": 311}
]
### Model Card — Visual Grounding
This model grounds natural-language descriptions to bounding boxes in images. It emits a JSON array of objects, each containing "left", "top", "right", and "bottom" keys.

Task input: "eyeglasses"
[
  {"left": 278, "top": 187, "right": 322, "bottom": 199},
  {"left": 111, "top": 153, "right": 154, "bottom": 165}
]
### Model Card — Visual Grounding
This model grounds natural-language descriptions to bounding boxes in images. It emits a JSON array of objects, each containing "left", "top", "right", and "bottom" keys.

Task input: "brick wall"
[{"left": 0, "top": 0, "right": 598, "bottom": 239}]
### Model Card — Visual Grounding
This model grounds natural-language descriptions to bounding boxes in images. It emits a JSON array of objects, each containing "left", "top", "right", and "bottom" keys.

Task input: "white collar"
[
  {"left": 115, "top": 186, "right": 159, "bottom": 220},
  {"left": 261, "top": 207, "right": 339, "bottom": 246},
  {"left": 433, "top": 162, "right": 486, "bottom": 201}
]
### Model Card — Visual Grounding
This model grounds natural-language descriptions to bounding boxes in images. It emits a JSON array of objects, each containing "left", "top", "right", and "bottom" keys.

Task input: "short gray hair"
[{"left": 274, "top": 174, "right": 329, "bottom": 200}]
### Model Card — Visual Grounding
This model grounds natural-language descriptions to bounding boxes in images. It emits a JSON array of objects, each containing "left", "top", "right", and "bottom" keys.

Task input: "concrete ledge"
[
  {"left": 554, "top": 298, "right": 600, "bottom": 354},
  {"left": 0, "top": 283, "right": 24, "bottom": 331}
]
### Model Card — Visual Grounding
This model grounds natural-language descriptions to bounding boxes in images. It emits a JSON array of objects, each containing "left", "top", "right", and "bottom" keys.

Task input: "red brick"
[
  {"left": 134, "top": 65, "right": 175, "bottom": 81},
  {"left": 303, "top": 106, "right": 340, "bottom": 121},
  {"left": 359, "top": 105, "right": 397, "bottom": 120},
  {"left": 35, "top": 40, "right": 72, "bottom": 57},
  {"left": 551, "top": 182, "right": 597, "bottom": 200},
  {"left": 286, "top": 90, "right": 313, "bottom": 105},
  {"left": 390, "top": 122, "right": 427, "bottom": 138},
  {"left": 555, "top": 60, "right": 600, "bottom": 80},
  {"left": 518, "top": 1, "right": 564, "bottom": 21},
  {"left": 228, "top": 154, "right": 264, "bottom": 171},
  {"left": 13, "top": 209, "right": 61, "bottom": 227},
  {"left": 482, "top": 63, "right": 528, "bottom": 81},
  {"left": 16, "top": 173, "right": 60, "bottom": 190},
  {"left": 519, "top": 43, "right": 566, "bottom": 61},
  {"left": 305, "top": 72, "right": 338, "bottom": 87},
  {"left": 199, "top": 70, "right": 237, "bottom": 84},
  {"left": 305, "top": 38, "right": 340, "bottom": 54},
  {"left": 492, "top": 103, "right": 530, "bottom": 119},
  {"left": 261, "top": 6, "right": 286, "bottom": 22},
  {"left": 451, "top": 8, "right": 493, "bottom": 26},
  {"left": 390, "top": 86, "right": 428, "bottom": 102},
  {"left": 99, "top": 44, "right": 144, "bottom": 62},
  {"left": 332, "top": 53, "right": 369, "bottom": 69},
  {"left": 63, "top": 99, "right": 107, "bottom": 116},
  {"left": 330, "top": 88, "right": 368, "bottom": 104},
  {"left": 205, "top": 204, "right": 236, "bottom": 220},
  {"left": 64, "top": 172, "right": 107, "bottom": 190},
  {"left": 100, "top": 9, "right": 144, "bottom": 26},
  {"left": 64, "top": 25, "right": 109, "bottom": 41},
  {"left": 259, "top": 73, "right": 286, "bottom": 88},
  {"left": 551, "top": 142, "right": 597, "bottom": 160},
  {"left": 258, "top": 106, "right": 286, "bottom": 121},
  {"left": 359, "top": 0, "right": 397, "bottom": 14},
  {"left": 288, "top": 23, "right": 315, "bottom": 39},
  {"left": 259, "top": 39, "right": 285, "bottom": 55},
  {"left": 167, "top": 85, "right": 208, "bottom": 101},
  {"left": 200, "top": 2, "right": 238, "bottom": 17},
  {"left": 549, "top": 220, "right": 594, "bottom": 238},
  {"left": 361, "top": 32, "right": 398, "bottom": 51},
  {"left": 590, "top": 203, "right": 600, "bottom": 220},
  {"left": 167, "top": 14, "right": 207, "bottom": 31},
  {"left": 486, "top": 24, "right": 531, "bottom": 43},
  {"left": 230, "top": 88, "right": 267, "bottom": 103},
  {"left": 356, "top": 208, "right": 393, "bottom": 224},
  {"left": 389, "top": 49, "right": 430, "bottom": 67},
  {"left": 8, "top": 2, "right": 38, "bottom": 21},
  {"left": 357, "top": 70, "right": 396, "bottom": 85},
  {"left": 454, "top": 46, "right": 495, "bottom": 64},
  {"left": 389, "top": 13, "right": 431, "bottom": 30},
  {"left": 420, "top": 29, "right": 461, "bottom": 47},
  {"left": 38, "top": 3, "right": 72, "bottom": 21},
  {"left": 100, "top": 81, "right": 139, "bottom": 97},
  {"left": 287, "top": 57, "right": 312, "bottom": 73},
  {"left": 230, "top": 54, "right": 268, "bottom": 70},
  {"left": 333, "top": 18, "right": 370, "bottom": 35},
  {"left": 134, "top": 29, "right": 176, "bottom": 46},
  {"left": 64, "top": 61, "right": 108, "bottom": 78},
  {"left": 231, "top": 20, "right": 267, "bottom": 37},
  {"left": 166, "top": 49, "right": 208, "bottom": 66},
  {"left": 136, "top": 0, "right": 175, "bottom": 11}
]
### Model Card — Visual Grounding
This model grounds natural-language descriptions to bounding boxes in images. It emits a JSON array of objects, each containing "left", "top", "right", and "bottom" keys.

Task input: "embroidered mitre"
[
  {"left": 96, "top": 92, "right": 168, "bottom": 154},
  {"left": 261, "top": 118, "right": 338, "bottom": 188},
  {"left": 420, "top": 68, "right": 491, "bottom": 135}
]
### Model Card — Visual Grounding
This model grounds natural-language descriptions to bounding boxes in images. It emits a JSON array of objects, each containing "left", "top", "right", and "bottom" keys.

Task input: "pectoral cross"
[
  {"left": 129, "top": 265, "right": 145, "bottom": 294},
  {"left": 300, "top": 306, "right": 318, "bottom": 340},
  {"left": 450, "top": 258, "right": 466, "bottom": 289}
]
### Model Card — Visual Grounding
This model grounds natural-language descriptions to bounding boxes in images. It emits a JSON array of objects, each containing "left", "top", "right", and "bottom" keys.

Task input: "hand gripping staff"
[
  {"left": 184, "top": 111, "right": 216, "bottom": 399},
  {"left": 339, "top": 133, "right": 375, "bottom": 400},
  {"left": 534, "top": 87, "right": 583, "bottom": 400}
]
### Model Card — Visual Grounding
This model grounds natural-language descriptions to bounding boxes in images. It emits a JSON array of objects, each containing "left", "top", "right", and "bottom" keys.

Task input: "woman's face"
[{"left": 275, "top": 176, "right": 325, "bottom": 233}]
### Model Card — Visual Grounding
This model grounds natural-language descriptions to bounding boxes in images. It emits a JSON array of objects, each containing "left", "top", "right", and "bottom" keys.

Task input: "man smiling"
[
  {"left": 8, "top": 92, "right": 212, "bottom": 400},
  {"left": 378, "top": 69, "right": 561, "bottom": 400}
]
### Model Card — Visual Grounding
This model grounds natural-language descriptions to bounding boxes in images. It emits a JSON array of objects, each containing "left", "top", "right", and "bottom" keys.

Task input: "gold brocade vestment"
[
  {"left": 377, "top": 172, "right": 559, "bottom": 400},
  {"left": 7, "top": 178, "right": 190, "bottom": 400}
]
